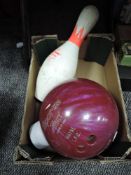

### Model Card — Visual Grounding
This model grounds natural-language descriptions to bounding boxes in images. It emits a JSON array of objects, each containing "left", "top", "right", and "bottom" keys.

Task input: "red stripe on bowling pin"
[
  {"left": 69, "top": 26, "right": 85, "bottom": 47},
  {"left": 51, "top": 50, "right": 61, "bottom": 57}
]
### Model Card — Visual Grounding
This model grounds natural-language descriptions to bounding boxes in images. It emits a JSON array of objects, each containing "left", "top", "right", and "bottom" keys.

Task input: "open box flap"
[{"left": 14, "top": 143, "right": 131, "bottom": 164}]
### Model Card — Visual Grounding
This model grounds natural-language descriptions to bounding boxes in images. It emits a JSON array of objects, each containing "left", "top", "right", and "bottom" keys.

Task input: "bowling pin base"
[{"left": 29, "top": 121, "right": 51, "bottom": 150}]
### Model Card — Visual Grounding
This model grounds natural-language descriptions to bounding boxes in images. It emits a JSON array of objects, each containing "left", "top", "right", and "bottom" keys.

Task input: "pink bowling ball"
[{"left": 39, "top": 78, "right": 119, "bottom": 160}]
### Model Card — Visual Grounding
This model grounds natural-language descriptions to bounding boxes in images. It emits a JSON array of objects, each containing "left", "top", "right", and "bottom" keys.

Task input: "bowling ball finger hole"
[{"left": 86, "top": 135, "right": 96, "bottom": 144}]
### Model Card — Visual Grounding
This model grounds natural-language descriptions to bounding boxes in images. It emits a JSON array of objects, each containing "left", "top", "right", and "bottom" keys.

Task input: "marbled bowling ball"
[{"left": 39, "top": 78, "right": 119, "bottom": 160}]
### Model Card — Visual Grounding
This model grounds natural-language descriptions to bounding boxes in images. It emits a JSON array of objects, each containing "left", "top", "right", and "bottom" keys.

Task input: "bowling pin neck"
[
  {"left": 68, "top": 5, "right": 99, "bottom": 47},
  {"left": 68, "top": 25, "right": 87, "bottom": 47}
]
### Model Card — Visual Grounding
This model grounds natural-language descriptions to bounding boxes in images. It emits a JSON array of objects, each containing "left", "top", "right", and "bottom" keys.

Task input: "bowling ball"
[{"left": 39, "top": 78, "right": 119, "bottom": 160}]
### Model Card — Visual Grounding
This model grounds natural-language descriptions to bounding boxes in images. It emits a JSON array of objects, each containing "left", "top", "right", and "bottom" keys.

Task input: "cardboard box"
[{"left": 14, "top": 35, "right": 131, "bottom": 165}]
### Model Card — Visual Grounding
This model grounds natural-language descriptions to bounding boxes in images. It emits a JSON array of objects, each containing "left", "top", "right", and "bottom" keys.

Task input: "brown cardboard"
[
  {"left": 14, "top": 35, "right": 131, "bottom": 164},
  {"left": 20, "top": 52, "right": 40, "bottom": 145}
]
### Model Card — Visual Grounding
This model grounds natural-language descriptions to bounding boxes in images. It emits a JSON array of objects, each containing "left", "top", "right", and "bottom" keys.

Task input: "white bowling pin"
[
  {"left": 29, "top": 121, "right": 49, "bottom": 149},
  {"left": 30, "top": 5, "right": 99, "bottom": 150},
  {"left": 35, "top": 5, "right": 99, "bottom": 102}
]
